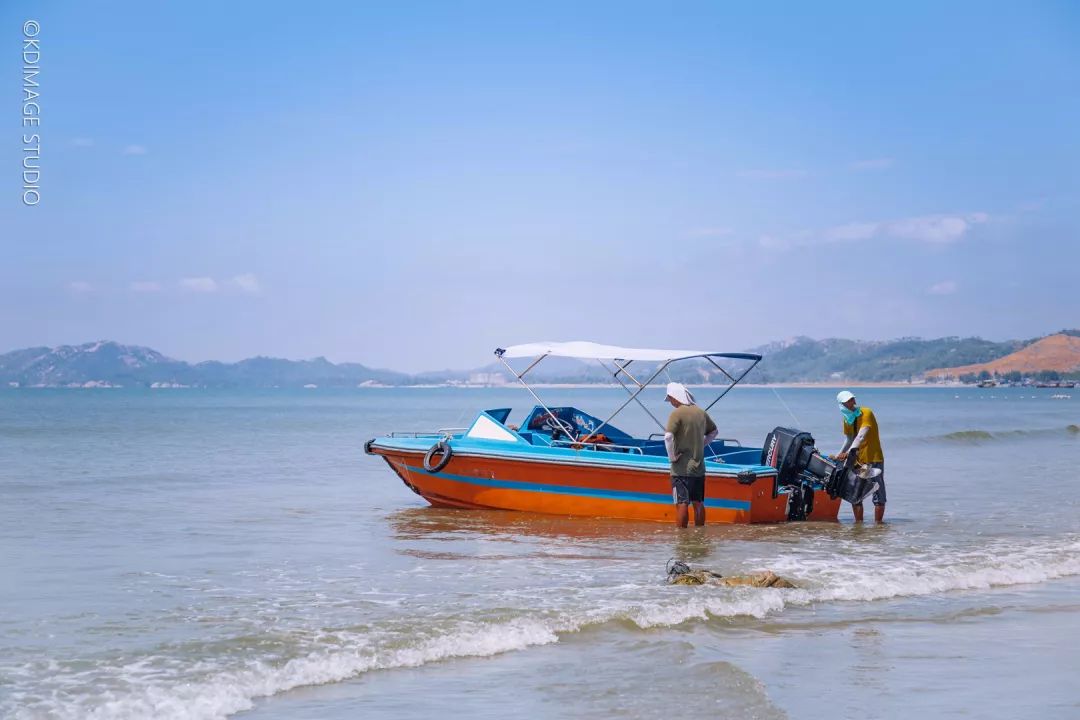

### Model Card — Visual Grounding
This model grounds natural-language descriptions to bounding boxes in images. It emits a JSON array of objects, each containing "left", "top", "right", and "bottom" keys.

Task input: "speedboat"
[{"left": 365, "top": 342, "right": 876, "bottom": 524}]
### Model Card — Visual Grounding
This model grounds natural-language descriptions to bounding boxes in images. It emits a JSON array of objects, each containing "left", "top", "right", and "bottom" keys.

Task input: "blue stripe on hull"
[{"left": 403, "top": 465, "right": 753, "bottom": 511}]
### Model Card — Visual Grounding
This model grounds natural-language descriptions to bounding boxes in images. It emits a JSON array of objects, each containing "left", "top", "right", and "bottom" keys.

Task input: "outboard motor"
[{"left": 761, "top": 426, "right": 879, "bottom": 520}]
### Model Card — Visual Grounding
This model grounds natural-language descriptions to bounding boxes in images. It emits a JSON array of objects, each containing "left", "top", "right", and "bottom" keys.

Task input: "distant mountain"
[
  {"left": 925, "top": 334, "right": 1080, "bottom": 379},
  {"left": 2, "top": 332, "right": 1077, "bottom": 387},
  {"left": 0, "top": 341, "right": 189, "bottom": 387},
  {"left": 745, "top": 335, "right": 1027, "bottom": 382},
  {"left": 182, "top": 356, "right": 410, "bottom": 388},
  {"left": 0, "top": 341, "right": 409, "bottom": 388}
]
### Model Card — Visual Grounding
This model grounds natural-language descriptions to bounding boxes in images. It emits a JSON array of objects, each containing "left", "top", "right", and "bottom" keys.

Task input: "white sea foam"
[
  {"left": 9, "top": 619, "right": 559, "bottom": 720},
  {"left": 8, "top": 535, "right": 1079, "bottom": 720}
]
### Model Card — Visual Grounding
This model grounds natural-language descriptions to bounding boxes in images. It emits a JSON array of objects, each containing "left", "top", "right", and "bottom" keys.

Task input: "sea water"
[{"left": 1, "top": 387, "right": 1077, "bottom": 719}]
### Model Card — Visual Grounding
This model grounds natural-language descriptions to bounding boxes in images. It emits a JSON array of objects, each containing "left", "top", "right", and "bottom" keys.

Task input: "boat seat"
[{"left": 518, "top": 431, "right": 552, "bottom": 447}]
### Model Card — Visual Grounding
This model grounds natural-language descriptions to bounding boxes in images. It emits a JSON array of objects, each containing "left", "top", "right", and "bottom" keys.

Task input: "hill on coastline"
[
  {"left": 745, "top": 335, "right": 1025, "bottom": 383},
  {"left": 925, "top": 333, "right": 1080, "bottom": 379},
  {"left": 1, "top": 332, "right": 1077, "bottom": 388},
  {"left": 0, "top": 341, "right": 408, "bottom": 388}
]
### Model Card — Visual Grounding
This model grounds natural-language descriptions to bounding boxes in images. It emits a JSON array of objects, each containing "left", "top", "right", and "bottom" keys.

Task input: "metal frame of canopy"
[{"left": 493, "top": 342, "right": 762, "bottom": 441}]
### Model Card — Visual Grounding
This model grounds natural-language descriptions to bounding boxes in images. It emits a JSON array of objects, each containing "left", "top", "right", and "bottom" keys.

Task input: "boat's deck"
[{"left": 492, "top": 405, "right": 765, "bottom": 465}]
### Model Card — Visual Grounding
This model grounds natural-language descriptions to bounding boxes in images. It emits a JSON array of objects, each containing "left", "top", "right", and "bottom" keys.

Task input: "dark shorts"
[
  {"left": 672, "top": 475, "right": 705, "bottom": 504},
  {"left": 868, "top": 462, "right": 886, "bottom": 505}
]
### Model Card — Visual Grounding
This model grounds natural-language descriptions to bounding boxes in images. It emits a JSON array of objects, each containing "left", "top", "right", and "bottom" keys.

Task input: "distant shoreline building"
[{"left": 467, "top": 373, "right": 508, "bottom": 386}]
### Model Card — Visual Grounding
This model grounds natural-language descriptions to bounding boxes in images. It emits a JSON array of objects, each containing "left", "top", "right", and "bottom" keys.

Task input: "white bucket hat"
[
  {"left": 836, "top": 390, "right": 855, "bottom": 405},
  {"left": 665, "top": 382, "right": 695, "bottom": 405}
]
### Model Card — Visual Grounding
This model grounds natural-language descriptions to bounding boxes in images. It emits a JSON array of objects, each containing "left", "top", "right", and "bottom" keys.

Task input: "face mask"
[{"left": 840, "top": 405, "right": 860, "bottom": 424}]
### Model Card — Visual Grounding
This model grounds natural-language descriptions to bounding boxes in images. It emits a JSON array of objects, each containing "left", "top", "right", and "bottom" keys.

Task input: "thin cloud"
[
  {"left": 849, "top": 158, "right": 894, "bottom": 171},
  {"left": 179, "top": 277, "right": 218, "bottom": 293},
  {"left": 123, "top": 144, "right": 148, "bottom": 156},
  {"left": 824, "top": 222, "right": 879, "bottom": 242},
  {"left": 130, "top": 280, "right": 162, "bottom": 293},
  {"left": 825, "top": 212, "right": 988, "bottom": 244},
  {"left": 927, "top": 280, "right": 958, "bottom": 295},
  {"left": 887, "top": 213, "right": 988, "bottom": 243},
  {"left": 231, "top": 273, "right": 261, "bottom": 294},
  {"left": 753, "top": 212, "right": 990, "bottom": 253},
  {"left": 737, "top": 168, "right": 808, "bottom": 180},
  {"left": 71, "top": 137, "right": 95, "bottom": 147},
  {"left": 67, "top": 281, "right": 94, "bottom": 294}
]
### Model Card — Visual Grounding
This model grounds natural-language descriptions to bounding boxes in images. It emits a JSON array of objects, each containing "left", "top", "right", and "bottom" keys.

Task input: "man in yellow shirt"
[{"left": 835, "top": 390, "right": 886, "bottom": 523}]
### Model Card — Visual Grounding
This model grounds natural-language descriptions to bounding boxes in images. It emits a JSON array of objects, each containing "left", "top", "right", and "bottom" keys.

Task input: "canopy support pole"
[
  {"left": 496, "top": 353, "right": 577, "bottom": 438},
  {"left": 704, "top": 357, "right": 760, "bottom": 412},
  {"left": 705, "top": 356, "right": 738, "bottom": 385},
  {"left": 598, "top": 359, "right": 666, "bottom": 433},
  {"left": 587, "top": 360, "right": 672, "bottom": 440}
]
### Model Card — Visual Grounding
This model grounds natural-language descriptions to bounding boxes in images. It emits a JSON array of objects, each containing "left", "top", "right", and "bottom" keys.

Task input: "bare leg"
[
  {"left": 692, "top": 501, "right": 706, "bottom": 526},
  {"left": 676, "top": 503, "right": 689, "bottom": 528},
  {"left": 874, "top": 504, "right": 885, "bottom": 523},
  {"left": 852, "top": 502, "right": 864, "bottom": 523}
]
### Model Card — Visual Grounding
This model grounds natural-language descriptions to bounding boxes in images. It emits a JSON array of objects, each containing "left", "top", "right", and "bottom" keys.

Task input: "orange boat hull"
[
  {"left": 370, "top": 446, "right": 798, "bottom": 524},
  {"left": 807, "top": 490, "right": 843, "bottom": 521}
]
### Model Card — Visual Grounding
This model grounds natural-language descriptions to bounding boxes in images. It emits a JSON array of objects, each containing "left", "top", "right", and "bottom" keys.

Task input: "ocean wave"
[
  {"left": 763, "top": 535, "right": 1080, "bottom": 605},
  {"left": 916, "top": 424, "right": 1080, "bottom": 444},
  {"left": 7, "top": 535, "right": 1079, "bottom": 720},
  {"left": 6, "top": 620, "right": 561, "bottom": 720}
]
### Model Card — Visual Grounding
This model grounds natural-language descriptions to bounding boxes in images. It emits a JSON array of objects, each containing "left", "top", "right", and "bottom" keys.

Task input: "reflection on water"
[
  {"left": 386, "top": 506, "right": 905, "bottom": 556},
  {"left": 671, "top": 527, "right": 714, "bottom": 562},
  {"left": 387, "top": 506, "right": 671, "bottom": 544}
]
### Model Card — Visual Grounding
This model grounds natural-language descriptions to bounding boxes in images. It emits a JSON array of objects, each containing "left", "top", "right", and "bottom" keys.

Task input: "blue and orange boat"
[{"left": 366, "top": 342, "right": 876, "bottom": 524}]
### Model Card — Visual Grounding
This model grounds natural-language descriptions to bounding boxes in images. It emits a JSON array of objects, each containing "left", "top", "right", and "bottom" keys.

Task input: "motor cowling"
[{"left": 760, "top": 427, "right": 817, "bottom": 486}]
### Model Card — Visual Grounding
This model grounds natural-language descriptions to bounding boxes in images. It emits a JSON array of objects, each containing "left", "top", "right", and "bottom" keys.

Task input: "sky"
[{"left": 2, "top": 1, "right": 1078, "bottom": 371}]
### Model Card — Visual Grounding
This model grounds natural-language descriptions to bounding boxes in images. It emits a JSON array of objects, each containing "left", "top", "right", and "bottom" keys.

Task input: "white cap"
[
  {"left": 665, "top": 382, "right": 696, "bottom": 405},
  {"left": 836, "top": 390, "right": 855, "bottom": 404}
]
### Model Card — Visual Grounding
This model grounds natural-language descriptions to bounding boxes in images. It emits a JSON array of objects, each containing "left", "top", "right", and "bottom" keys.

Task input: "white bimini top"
[{"left": 496, "top": 341, "right": 756, "bottom": 363}]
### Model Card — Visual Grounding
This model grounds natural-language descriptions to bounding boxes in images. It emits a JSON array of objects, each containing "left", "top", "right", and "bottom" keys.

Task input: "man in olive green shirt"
[{"left": 664, "top": 382, "right": 718, "bottom": 527}]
